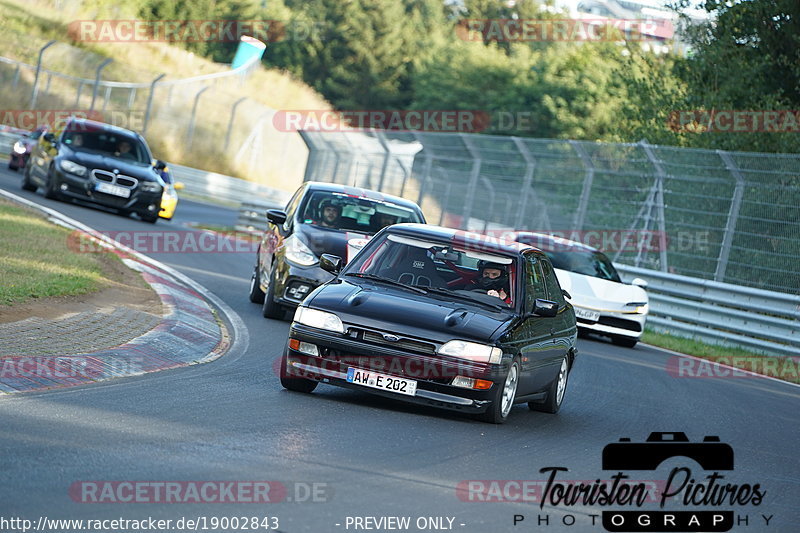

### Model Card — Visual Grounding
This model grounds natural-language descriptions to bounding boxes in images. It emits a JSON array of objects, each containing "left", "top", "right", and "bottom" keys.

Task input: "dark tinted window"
[
  {"left": 541, "top": 258, "right": 566, "bottom": 306},
  {"left": 524, "top": 255, "right": 547, "bottom": 312}
]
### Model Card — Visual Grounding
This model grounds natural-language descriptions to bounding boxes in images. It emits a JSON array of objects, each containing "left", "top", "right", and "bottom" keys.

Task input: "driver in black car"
[
  {"left": 317, "top": 199, "right": 342, "bottom": 228},
  {"left": 471, "top": 261, "right": 511, "bottom": 303}
]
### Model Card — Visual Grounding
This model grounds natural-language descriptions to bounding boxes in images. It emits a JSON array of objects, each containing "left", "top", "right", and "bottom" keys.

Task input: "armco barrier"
[
  {"left": 169, "top": 164, "right": 290, "bottom": 208},
  {"left": 616, "top": 264, "right": 800, "bottom": 356}
]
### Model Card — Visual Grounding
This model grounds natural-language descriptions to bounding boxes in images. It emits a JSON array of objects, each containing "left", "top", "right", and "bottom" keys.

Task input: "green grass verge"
[
  {"left": 0, "top": 199, "right": 112, "bottom": 305},
  {"left": 642, "top": 329, "right": 799, "bottom": 384}
]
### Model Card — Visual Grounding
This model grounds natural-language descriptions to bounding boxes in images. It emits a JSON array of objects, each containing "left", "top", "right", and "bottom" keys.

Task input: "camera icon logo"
[{"left": 602, "top": 432, "right": 734, "bottom": 471}]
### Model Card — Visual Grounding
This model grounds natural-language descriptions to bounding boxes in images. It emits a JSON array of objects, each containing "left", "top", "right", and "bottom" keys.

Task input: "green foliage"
[
  {"left": 129, "top": 0, "right": 798, "bottom": 153},
  {"left": 135, "top": 0, "right": 257, "bottom": 61}
]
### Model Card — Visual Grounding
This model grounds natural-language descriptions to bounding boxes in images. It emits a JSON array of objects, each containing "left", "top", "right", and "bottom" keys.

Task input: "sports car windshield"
[
  {"left": 298, "top": 191, "right": 423, "bottom": 233},
  {"left": 544, "top": 249, "right": 621, "bottom": 282},
  {"left": 345, "top": 232, "right": 516, "bottom": 308}
]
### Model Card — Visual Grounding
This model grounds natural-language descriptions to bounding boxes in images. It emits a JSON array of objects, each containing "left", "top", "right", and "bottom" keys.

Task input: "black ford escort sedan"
[{"left": 279, "top": 224, "right": 578, "bottom": 423}]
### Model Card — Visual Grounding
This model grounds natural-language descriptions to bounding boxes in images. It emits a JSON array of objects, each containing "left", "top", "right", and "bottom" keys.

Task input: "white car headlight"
[
  {"left": 293, "top": 306, "right": 344, "bottom": 333},
  {"left": 13, "top": 141, "right": 26, "bottom": 154},
  {"left": 438, "top": 340, "right": 503, "bottom": 364},
  {"left": 60, "top": 159, "right": 87, "bottom": 177},
  {"left": 284, "top": 234, "right": 318, "bottom": 266},
  {"left": 626, "top": 302, "right": 649, "bottom": 314}
]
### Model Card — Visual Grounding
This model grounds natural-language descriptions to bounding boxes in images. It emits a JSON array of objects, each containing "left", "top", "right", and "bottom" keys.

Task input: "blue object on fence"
[{"left": 231, "top": 36, "right": 266, "bottom": 70}]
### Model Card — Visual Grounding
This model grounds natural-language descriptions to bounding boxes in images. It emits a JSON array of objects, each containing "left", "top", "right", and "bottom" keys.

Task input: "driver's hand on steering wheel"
[{"left": 487, "top": 289, "right": 507, "bottom": 300}]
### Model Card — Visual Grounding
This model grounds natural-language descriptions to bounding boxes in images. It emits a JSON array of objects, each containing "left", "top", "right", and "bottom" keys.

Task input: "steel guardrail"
[{"left": 616, "top": 264, "right": 800, "bottom": 356}]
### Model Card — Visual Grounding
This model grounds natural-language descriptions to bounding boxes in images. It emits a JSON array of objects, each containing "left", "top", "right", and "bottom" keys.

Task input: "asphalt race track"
[{"left": 1, "top": 166, "right": 798, "bottom": 533}]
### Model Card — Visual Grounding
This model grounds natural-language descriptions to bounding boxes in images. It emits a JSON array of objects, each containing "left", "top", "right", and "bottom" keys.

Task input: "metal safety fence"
[
  {"left": 616, "top": 265, "right": 800, "bottom": 356},
  {"left": 299, "top": 131, "right": 800, "bottom": 296}
]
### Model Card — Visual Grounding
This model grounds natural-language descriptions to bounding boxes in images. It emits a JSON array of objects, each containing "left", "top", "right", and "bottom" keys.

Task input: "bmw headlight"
[
  {"left": 438, "top": 340, "right": 503, "bottom": 364},
  {"left": 284, "top": 234, "right": 318, "bottom": 266},
  {"left": 140, "top": 182, "right": 163, "bottom": 194},
  {"left": 293, "top": 306, "right": 344, "bottom": 333},
  {"left": 12, "top": 141, "right": 26, "bottom": 154},
  {"left": 59, "top": 160, "right": 87, "bottom": 177}
]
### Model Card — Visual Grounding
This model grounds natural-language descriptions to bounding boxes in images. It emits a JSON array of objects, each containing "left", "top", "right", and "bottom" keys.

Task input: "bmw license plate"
[
  {"left": 574, "top": 307, "right": 600, "bottom": 321},
  {"left": 95, "top": 182, "right": 130, "bottom": 198},
  {"left": 346, "top": 367, "right": 417, "bottom": 396}
]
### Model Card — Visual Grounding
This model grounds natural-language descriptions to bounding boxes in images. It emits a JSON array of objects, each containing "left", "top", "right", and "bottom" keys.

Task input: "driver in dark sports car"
[{"left": 456, "top": 260, "right": 512, "bottom": 304}]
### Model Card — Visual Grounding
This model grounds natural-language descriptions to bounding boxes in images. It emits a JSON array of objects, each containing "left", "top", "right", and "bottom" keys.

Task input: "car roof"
[
  {"left": 64, "top": 117, "right": 142, "bottom": 138},
  {"left": 512, "top": 231, "right": 598, "bottom": 253},
  {"left": 386, "top": 224, "right": 535, "bottom": 256},
  {"left": 303, "top": 182, "right": 422, "bottom": 212}
]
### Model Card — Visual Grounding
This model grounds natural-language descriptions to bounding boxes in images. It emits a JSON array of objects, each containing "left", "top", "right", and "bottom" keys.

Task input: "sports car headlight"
[
  {"left": 12, "top": 141, "right": 26, "bottom": 154},
  {"left": 438, "top": 340, "right": 503, "bottom": 364},
  {"left": 626, "top": 302, "right": 649, "bottom": 314},
  {"left": 59, "top": 160, "right": 87, "bottom": 177},
  {"left": 284, "top": 235, "right": 318, "bottom": 266},
  {"left": 140, "top": 182, "right": 163, "bottom": 193},
  {"left": 293, "top": 306, "right": 344, "bottom": 333}
]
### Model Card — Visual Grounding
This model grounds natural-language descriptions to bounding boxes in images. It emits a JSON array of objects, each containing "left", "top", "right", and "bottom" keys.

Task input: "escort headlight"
[
  {"left": 293, "top": 307, "right": 344, "bottom": 334},
  {"left": 438, "top": 340, "right": 503, "bottom": 364}
]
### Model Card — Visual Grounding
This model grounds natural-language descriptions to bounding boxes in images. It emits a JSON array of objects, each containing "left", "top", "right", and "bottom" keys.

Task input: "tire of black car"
[
  {"left": 478, "top": 356, "right": 520, "bottom": 424},
  {"left": 261, "top": 266, "right": 284, "bottom": 319},
  {"left": 21, "top": 165, "right": 36, "bottom": 191},
  {"left": 279, "top": 348, "right": 318, "bottom": 393},
  {"left": 249, "top": 264, "right": 266, "bottom": 304},
  {"left": 43, "top": 166, "right": 61, "bottom": 200},
  {"left": 529, "top": 353, "right": 570, "bottom": 414},
  {"left": 612, "top": 335, "right": 638, "bottom": 348}
]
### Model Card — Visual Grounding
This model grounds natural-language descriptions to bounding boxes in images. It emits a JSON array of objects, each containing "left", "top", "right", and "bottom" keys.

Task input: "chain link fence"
[
  {"left": 0, "top": 41, "right": 309, "bottom": 187},
  {"left": 299, "top": 131, "right": 800, "bottom": 295}
]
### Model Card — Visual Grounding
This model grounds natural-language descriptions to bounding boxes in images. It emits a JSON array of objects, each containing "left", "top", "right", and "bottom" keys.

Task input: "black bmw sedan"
[
  {"left": 279, "top": 224, "right": 578, "bottom": 423},
  {"left": 22, "top": 118, "right": 167, "bottom": 223},
  {"left": 249, "top": 182, "right": 426, "bottom": 319}
]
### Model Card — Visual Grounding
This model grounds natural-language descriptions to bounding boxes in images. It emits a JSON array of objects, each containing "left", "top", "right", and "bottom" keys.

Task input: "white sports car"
[{"left": 512, "top": 232, "right": 649, "bottom": 348}]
